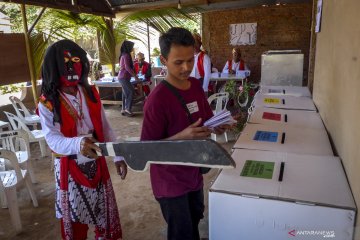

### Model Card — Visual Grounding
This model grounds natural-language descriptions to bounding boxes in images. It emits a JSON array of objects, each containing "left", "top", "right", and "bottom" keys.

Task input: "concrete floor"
[{"left": 0, "top": 104, "right": 234, "bottom": 240}]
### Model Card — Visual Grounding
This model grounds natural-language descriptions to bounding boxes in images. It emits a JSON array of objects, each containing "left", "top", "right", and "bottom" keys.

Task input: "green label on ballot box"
[{"left": 240, "top": 160, "right": 275, "bottom": 179}]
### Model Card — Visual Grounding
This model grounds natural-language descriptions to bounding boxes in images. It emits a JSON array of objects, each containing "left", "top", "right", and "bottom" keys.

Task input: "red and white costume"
[
  {"left": 222, "top": 59, "right": 249, "bottom": 73},
  {"left": 190, "top": 51, "right": 212, "bottom": 92},
  {"left": 38, "top": 86, "right": 123, "bottom": 240}
]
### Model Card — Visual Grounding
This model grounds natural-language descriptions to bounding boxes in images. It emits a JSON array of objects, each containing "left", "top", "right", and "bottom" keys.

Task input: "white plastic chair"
[
  {"left": 207, "top": 92, "right": 230, "bottom": 142},
  {"left": 4, "top": 111, "right": 47, "bottom": 157},
  {"left": 0, "top": 120, "right": 11, "bottom": 132},
  {"left": 9, "top": 96, "right": 40, "bottom": 129},
  {"left": 0, "top": 130, "right": 36, "bottom": 183},
  {"left": 0, "top": 149, "right": 38, "bottom": 233}
]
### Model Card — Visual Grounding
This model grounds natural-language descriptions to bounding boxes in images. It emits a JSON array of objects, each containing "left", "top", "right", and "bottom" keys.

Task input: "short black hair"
[{"left": 159, "top": 27, "right": 195, "bottom": 59}]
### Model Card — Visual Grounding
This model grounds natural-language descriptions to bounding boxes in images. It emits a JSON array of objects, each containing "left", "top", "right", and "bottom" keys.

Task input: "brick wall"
[{"left": 202, "top": 3, "right": 312, "bottom": 84}]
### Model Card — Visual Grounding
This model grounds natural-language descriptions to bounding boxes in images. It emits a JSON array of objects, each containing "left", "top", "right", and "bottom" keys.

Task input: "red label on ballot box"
[{"left": 262, "top": 112, "right": 281, "bottom": 121}]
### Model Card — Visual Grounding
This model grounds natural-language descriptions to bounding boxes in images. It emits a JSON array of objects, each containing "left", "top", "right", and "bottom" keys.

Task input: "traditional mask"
[{"left": 59, "top": 50, "right": 82, "bottom": 87}]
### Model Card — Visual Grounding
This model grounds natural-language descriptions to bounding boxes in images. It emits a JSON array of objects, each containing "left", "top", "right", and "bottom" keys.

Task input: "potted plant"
[{"left": 224, "top": 79, "right": 255, "bottom": 135}]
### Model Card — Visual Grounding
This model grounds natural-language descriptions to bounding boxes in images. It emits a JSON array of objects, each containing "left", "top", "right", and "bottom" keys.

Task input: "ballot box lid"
[
  {"left": 259, "top": 85, "right": 311, "bottom": 97},
  {"left": 253, "top": 94, "right": 316, "bottom": 111},
  {"left": 233, "top": 123, "right": 333, "bottom": 156},
  {"left": 210, "top": 149, "right": 356, "bottom": 210},
  {"left": 248, "top": 107, "right": 325, "bottom": 129}
]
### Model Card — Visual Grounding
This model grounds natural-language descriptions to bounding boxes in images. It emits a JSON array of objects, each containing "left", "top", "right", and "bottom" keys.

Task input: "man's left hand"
[{"left": 115, "top": 161, "right": 128, "bottom": 180}]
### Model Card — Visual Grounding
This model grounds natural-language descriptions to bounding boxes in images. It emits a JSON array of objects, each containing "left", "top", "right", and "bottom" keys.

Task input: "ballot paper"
[{"left": 204, "top": 110, "right": 237, "bottom": 129}]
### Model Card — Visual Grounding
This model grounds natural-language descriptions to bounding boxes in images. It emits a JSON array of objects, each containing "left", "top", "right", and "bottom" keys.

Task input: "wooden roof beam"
[
  {"left": 113, "top": 0, "right": 204, "bottom": 13},
  {"left": 1, "top": 0, "right": 115, "bottom": 17},
  {"left": 114, "top": 0, "right": 310, "bottom": 15}
]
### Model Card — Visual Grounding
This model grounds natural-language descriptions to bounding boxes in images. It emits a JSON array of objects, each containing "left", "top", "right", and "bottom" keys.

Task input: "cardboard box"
[
  {"left": 248, "top": 107, "right": 325, "bottom": 129},
  {"left": 259, "top": 85, "right": 311, "bottom": 97},
  {"left": 209, "top": 149, "right": 356, "bottom": 240},
  {"left": 252, "top": 94, "right": 317, "bottom": 111},
  {"left": 233, "top": 123, "right": 333, "bottom": 156}
]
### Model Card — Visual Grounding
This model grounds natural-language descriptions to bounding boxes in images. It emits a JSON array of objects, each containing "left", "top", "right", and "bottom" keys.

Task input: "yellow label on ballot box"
[{"left": 264, "top": 98, "right": 280, "bottom": 104}]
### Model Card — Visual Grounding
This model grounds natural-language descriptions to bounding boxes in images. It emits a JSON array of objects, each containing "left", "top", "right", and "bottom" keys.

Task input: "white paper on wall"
[
  {"left": 315, "top": 0, "right": 323, "bottom": 33},
  {"left": 230, "top": 23, "right": 257, "bottom": 45}
]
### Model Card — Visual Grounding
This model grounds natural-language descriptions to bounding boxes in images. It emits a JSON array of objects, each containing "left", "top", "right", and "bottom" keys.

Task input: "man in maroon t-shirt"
[{"left": 141, "top": 27, "right": 227, "bottom": 240}]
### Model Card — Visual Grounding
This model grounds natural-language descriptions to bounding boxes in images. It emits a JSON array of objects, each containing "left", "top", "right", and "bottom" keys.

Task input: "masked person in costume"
[{"left": 38, "top": 39, "right": 127, "bottom": 240}]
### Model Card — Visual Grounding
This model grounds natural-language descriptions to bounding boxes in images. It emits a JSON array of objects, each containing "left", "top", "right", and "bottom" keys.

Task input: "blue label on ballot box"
[{"left": 253, "top": 131, "right": 278, "bottom": 142}]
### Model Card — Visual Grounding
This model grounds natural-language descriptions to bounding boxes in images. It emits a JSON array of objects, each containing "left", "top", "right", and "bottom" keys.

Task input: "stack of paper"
[{"left": 204, "top": 110, "right": 237, "bottom": 129}]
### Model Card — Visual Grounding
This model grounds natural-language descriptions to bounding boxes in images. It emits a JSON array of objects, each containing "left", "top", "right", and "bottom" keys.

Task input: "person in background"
[
  {"left": 190, "top": 32, "right": 212, "bottom": 96},
  {"left": 38, "top": 39, "right": 127, "bottom": 240},
  {"left": 118, "top": 40, "right": 139, "bottom": 117},
  {"left": 222, "top": 47, "right": 249, "bottom": 74},
  {"left": 134, "top": 52, "right": 152, "bottom": 97},
  {"left": 141, "top": 27, "right": 228, "bottom": 240}
]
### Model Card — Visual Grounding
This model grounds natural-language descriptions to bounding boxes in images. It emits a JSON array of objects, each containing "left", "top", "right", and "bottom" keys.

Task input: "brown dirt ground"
[{"left": 0, "top": 103, "right": 234, "bottom": 240}]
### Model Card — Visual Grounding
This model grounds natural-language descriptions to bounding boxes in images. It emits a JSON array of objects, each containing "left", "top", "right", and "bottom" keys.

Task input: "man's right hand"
[
  {"left": 170, "top": 118, "right": 211, "bottom": 140},
  {"left": 80, "top": 137, "right": 102, "bottom": 159}
]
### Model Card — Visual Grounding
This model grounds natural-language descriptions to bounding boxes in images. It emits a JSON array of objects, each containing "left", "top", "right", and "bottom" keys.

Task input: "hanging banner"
[{"left": 315, "top": 0, "right": 323, "bottom": 33}]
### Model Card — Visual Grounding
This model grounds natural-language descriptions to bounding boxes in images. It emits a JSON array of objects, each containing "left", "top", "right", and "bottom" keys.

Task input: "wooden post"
[
  {"left": 307, "top": 0, "right": 318, "bottom": 94},
  {"left": 21, "top": 4, "right": 37, "bottom": 106},
  {"left": 96, "top": 29, "right": 102, "bottom": 61},
  {"left": 147, "top": 20, "right": 151, "bottom": 63},
  {"left": 110, "top": 18, "right": 116, "bottom": 77}
]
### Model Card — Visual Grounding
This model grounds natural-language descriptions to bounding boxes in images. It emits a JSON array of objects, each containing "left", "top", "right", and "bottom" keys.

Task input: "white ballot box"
[
  {"left": 252, "top": 94, "right": 316, "bottom": 111},
  {"left": 233, "top": 123, "right": 333, "bottom": 156},
  {"left": 259, "top": 85, "right": 311, "bottom": 97},
  {"left": 260, "top": 50, "right": 304, "bottom": 86},
  {"left": 209, "top": 149, "right": 356, "bottom": 240},
  {"left": 248, "top": 107, "right": 325, "bottom": 129}
]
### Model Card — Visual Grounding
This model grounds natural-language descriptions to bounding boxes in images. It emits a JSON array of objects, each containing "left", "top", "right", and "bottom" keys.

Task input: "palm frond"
[
  {"left": 27, "top": 7, "right": 201, "bottom": 77},
  {"left": 122, "top": 7, "right": 201, "bottom": 33},
  {"left": 30, "top": 32, "right": 50, "bottom": 79}
]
